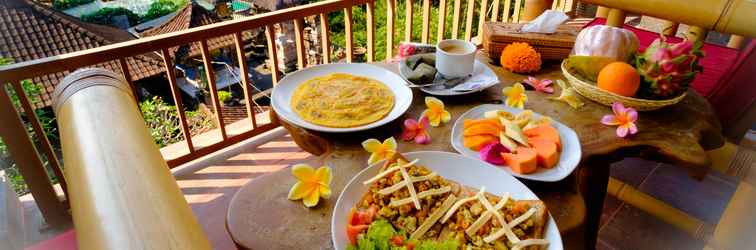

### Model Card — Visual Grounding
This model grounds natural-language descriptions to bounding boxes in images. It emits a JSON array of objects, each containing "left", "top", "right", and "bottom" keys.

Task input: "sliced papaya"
[
  {"left": 524, "top": 124, "right": 561, "bottom": 151},
  {"left": 464, "top": 123, "right": 502, "bottom": 137},
  {"left": 501, "top": 147, "right": 538, "bottom": 174},
  {"left": 463, "top": 134, "right": 498, "bottom": 151},
  {"left": 463, "top": 118, "right": 503, "bottom": 130},
  {"left": 529, "top": 139, "right": 560, "bottom": 168}
]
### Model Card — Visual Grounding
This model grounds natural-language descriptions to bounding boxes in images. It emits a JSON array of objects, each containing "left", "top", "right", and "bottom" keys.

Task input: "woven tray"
[
  {"left": 482, "top": 22, "right": 581, "bottom": 61},
  {"left": 561, "top": 61, "right": 686, "bottom": 111}
]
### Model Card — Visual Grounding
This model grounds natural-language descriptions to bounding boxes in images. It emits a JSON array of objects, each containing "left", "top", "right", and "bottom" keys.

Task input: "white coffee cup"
[{"left": 435, "top": 39, "right": 477, "bottom": 78}]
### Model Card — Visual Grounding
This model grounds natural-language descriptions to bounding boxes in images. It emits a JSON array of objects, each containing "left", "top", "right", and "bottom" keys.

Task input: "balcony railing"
[{"left": 0, "top": 0, "right": 753, "bottom": 247}]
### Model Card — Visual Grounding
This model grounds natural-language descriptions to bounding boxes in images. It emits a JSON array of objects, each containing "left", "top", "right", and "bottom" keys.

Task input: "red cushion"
[
  {"left": 26, "top": 230, "right": 77, "bottom": 250},
  {"left": 585, "top": 18, "right": 740, "bottom": 98}
]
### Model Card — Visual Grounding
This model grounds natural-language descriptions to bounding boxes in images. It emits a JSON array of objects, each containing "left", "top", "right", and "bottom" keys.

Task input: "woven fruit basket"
[{"left": 561, "top": 61, "right": 686, "bottom": 111}]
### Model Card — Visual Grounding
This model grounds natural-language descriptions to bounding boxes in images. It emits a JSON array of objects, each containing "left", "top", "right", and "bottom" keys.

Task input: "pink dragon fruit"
[{"left": 635, "top": 37, "right": 704, "bottom": 99}]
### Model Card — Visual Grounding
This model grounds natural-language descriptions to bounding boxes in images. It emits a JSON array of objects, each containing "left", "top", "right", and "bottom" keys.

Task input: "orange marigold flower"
[{"left": 499, "top": 42, "right": 542, "bottom": 74}]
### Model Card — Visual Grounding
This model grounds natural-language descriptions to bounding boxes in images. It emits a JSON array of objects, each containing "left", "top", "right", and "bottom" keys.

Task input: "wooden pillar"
[
  {"left": 660, "top": 20, "right": 680, "bottom": 37},
  {"left": 605, "top": 8, "right": 625, "bottom": 27},
  {"left": 53, "top": 69, "right": 211, "bottom": 249},
  {"left": 522, "top": 0, "right": 554, "bottom": 21},
  {"left": 686, "top": 26, "right": 709, "bottom": 42},
  {"left": 727, "top": 35, "right": 746, "bottom": 49},
  {"left": 595, "top": 6, "right": 609, "bottom": 18},
  {"left": 0, "top": 85, "right": 68, "bottom": 228}
]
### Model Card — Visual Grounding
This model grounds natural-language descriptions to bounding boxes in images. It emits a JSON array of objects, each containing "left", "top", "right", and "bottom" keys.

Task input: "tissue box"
[{"left": 482, "top": 22, "right": 581, "bottom": 61}]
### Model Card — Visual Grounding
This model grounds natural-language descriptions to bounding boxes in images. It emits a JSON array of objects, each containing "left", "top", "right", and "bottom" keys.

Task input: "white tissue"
[{"left": 521, "top": 10, "right": 569, "bottom": 34}]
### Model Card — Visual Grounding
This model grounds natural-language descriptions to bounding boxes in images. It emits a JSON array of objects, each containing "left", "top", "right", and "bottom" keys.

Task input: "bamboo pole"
[
  {"left": 660, "top": 20, "right": 680, "bottom": 37},
  {"left": 345, "top": 7, "right": 354, "bottom": 63},
  {"left": 686, "top": 25, "right": 709, "bottom": 42},
  {"left": 605, "top": 8, "right": 625, "bottom": 27},
  {"left": 580, "top": 0, "right": 756, "bottom": 38},
  {"left": 52, "top": 68, "right": 211, "bottom": 249},
  {"left": 522, "top": 0, "right": 553, "bottom": 21},
  {"left": 421, "top": 0, "right": 431, "bottom": 43},
  {"left": 451, "top": 0, "right": 462, "bottom": 38},
  {"left": 595, "top": 6, "right": 609, "bottom": 17},
  {"left": 405, "top": 0, "right": 414, "bottom": 42},
  {"left": 727, "top": 35, "right": 746, "bottom": 49},
  {"left": 366, "top": 1, "right": 375, "bottom": 62},
  {"left": 386, "top": 0, "right": 396, "bottom": 59},
  {"left": 437, "top": 0, "right": 448, "bottom": 43},
  {"left": 608, "top": 177, "right": 714, "bottom": 240},
  {"left": 319, "top": 13, "right": 331, "bottom": 63}
]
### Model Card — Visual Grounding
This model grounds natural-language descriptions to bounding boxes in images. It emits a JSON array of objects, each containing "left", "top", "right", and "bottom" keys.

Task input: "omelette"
[{"left": 291, "top": 73, "right": 395, "bottom": 128}]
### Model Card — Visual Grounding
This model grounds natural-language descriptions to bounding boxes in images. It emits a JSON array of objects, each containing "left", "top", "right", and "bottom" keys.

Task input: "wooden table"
[{"left": 226, "top": 54, "right": 723, "bottom": 250}]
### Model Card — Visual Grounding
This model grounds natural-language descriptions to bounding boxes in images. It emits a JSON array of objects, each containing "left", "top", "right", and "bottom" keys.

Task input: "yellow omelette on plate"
[{"left": 290, "top": 73, "right": 395, "bottom": 128}]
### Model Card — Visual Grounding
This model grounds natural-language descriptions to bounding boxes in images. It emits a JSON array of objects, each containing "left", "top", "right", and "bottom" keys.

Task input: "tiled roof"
[
  {"left": 0, "top": 0, "right": 165, "bottom": 107},
  {"left": 139, "top": 1, "right": 254, "bottom": 60}
]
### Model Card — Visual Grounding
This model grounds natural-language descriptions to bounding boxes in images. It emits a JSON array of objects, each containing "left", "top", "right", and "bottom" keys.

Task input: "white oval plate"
[
  {"left": 271, "top": 63, "right": 413, "bottom": 133},
  {"left": 451, "top": 104, "right": 582, "bottom": 182},
  {"left": 331, "top": 151, "right": 562, "bottom": 250}
]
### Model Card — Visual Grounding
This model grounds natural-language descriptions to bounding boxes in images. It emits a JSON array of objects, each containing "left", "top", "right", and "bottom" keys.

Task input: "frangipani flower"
[
  {"left": 362, "top": 137, "right": 397, "bottom": 164},
  {"left": 421, "top": 97, "right": 451, "bottom": 127},
  {"left": 548, "top": 80, "right": 584, "bottom": 109},
  {"left": 522, "top": 76, "right": 554, "bottom": 94},
  {"left": 601, "top": 102, "right": 639, "bottom": 138},
  {"left": 401, "top": 116, "right": 431, "bottom": 144},
  {"left": 502, "top": 83, "right": 528, "bottom": 109},
  {"left": 288, "top": 164, "right": 332, "bottom": 207}
]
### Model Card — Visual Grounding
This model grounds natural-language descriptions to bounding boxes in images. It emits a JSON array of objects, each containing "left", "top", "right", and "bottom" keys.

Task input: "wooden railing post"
[
  {"left": 522, "top": 0, "right": 554, "bottom": 22},
  {"left": 0, "top": 85, "right": 69, "bottom": 227},
  {"left": 606, "top": 8, "right": 626, "bottom": 27},
  {"left": 660, "top": 20, "right": 680, "bottom": 37},
  {"left": 727, "top": 35, "right": 746, "bottom": 49},
  {"left": 595, "top": 6, "right": 609, "bottom": 18},
  {"left": 686, "top": 26, "right": 709, "bottom": 42},
  {"left": 53, "top": 68, "right": 211, "bottom": 249},
  {"left": 386, "top": 0, "right": 396, "bottom": 59}
]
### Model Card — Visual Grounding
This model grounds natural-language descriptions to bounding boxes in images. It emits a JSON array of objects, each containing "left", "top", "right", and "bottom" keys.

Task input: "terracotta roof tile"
[
  {"left": 0, "top": 0, "right": 165, "bottom": 107},
  {"left": 139, "top": 2, "right": 253, "bottom": 59}
]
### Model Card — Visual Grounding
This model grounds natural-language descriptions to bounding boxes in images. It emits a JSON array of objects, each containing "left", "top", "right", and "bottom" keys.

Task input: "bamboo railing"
[{"left": 53, "top": 68, "right": 212, "bottom": 249}]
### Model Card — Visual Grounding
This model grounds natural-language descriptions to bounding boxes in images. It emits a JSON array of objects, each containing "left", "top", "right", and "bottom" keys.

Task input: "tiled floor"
[{"left": 18, "top": 130, "right": 750, "bottom": 249}]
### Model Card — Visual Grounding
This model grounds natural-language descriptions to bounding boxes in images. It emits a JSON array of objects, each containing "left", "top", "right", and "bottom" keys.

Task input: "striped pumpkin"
[{"left": 572, "top": 25, "right": 639, "bottom": 62}]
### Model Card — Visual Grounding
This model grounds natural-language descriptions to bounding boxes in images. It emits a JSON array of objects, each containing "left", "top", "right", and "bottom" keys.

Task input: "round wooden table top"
[{"left": 226, "top": 55, "right": 722, "bottom": 250}]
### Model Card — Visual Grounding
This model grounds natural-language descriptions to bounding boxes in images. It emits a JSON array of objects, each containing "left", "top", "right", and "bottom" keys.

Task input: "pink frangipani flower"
[
  {"left": 401, "top": 116, "right": 431, "bottom": 144},
  {"left": 601, "top": 102, "right": 638, "bottom": 138},
  {"left": 522, "top": 76, "right": 554, "bottom": 94}
]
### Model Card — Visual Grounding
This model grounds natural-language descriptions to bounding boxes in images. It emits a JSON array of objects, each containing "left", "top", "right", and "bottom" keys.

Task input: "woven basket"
[
  {"left": 482, "top": 22, "right": 581, "bottom": 61},
  {"left": 560, "top": 61, "right": 686, "bottom": 111}
]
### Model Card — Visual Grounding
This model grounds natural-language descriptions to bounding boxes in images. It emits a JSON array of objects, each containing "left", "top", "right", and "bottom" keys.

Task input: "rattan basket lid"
[{"left": 483, "top": 22, "right": 580, "bottom": 48}]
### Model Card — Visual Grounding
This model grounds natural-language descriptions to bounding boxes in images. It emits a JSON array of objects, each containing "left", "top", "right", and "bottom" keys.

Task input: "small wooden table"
[{"left": 226, "top": 54, "right": 723, "bottom": 249}]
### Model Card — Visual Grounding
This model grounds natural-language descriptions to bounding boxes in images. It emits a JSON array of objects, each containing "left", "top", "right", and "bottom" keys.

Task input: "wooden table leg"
[{"left": 578, "top": 156, "right": 612, "bottom": 250}]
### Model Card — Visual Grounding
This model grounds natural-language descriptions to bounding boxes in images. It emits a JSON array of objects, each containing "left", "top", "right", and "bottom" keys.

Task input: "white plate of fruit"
[{"left": 451, "top": 104, "right": 581, "bottom": 182}]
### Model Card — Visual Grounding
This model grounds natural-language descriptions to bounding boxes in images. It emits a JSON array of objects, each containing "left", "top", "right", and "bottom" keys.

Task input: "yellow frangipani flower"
[
  {"left": 288, "top": 164, "right": 332, "bottom": 208},
  {"left": 421, "top": 97, "right": 451, "bottom": 127},
  {"left": 361, "top": 137, "right": 397, "bottom": 164},
  {"left": 548, "top": 80, "right": 584, "bottom": 109},
  {"left": 503, "top": 83, "right": 528, "bottom": 109}
]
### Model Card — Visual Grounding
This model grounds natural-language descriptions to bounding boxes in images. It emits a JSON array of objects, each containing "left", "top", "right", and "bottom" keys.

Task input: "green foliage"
[
  {"left": 217, "top": 91, "right": 233, "bottom": 104},
  {"left": 325, "top": 0, "right": 495, "bottom": 61},
  {"left": 52, "top": 0, "right": 95, "bottom": 10},
  {"left": 81, "top": 7, "right": 141, "bottom": 26},
  {"left": 142, "top": 0, "right": 188, "bottom": 22},
  {"left": 139, "top": 96, "right": 215, "bottom": 147}
]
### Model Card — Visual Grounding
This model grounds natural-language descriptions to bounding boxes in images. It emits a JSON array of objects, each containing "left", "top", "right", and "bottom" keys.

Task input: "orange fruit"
[{"left": 596, "top": 62, "right": 640, "bottom": 97}]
